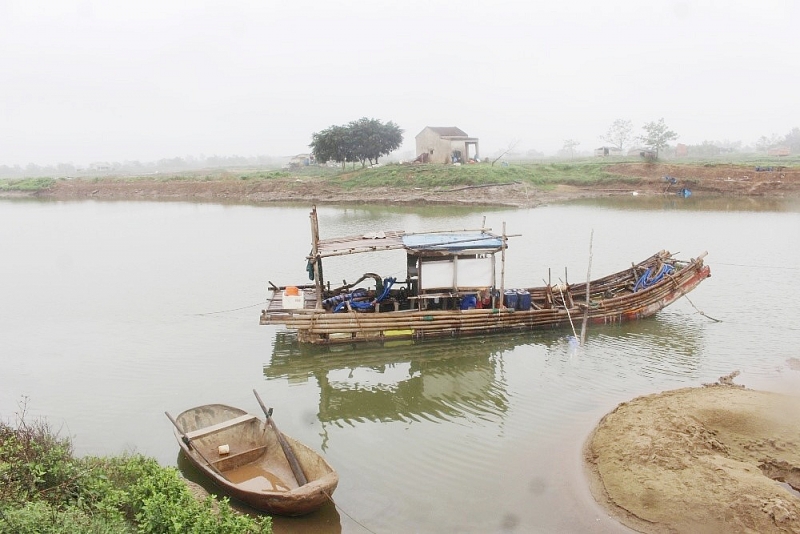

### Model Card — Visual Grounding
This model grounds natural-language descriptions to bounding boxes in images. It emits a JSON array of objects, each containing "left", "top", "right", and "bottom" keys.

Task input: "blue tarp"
[{"left": 402, "top": 233, "right": 503, "bottom": 252}]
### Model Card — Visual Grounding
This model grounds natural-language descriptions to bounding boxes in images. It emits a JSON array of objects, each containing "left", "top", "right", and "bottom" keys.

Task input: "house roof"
[{"left": 420, "top": 126, "right": 469, "bottom": 137}]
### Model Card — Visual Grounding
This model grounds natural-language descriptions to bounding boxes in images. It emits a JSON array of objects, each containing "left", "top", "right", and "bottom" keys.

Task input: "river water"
[{"left": 2, "top": 197, "right": 799, "bottom": 533}]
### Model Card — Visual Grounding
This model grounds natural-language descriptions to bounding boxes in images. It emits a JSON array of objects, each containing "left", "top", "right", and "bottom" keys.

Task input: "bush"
[{"left": 0, "top": 403, "right": 271, "bottom": 534}]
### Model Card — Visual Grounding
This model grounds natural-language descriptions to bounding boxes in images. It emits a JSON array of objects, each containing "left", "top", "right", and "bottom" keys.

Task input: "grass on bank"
[
  {"left": 0, "top": 177, "right": 56, "bottom": 191},
  {"left": 3, "top": 156, "right": 799, "bottom": 194},
  {"left": 0, "top": 406, "right": 271, "bottom": 534}
]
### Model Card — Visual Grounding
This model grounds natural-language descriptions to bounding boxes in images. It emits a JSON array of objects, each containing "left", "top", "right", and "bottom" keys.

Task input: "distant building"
[
  {"left": 675, "top": 143, "right": 688, "bottom": 157},
  {"left": 594, "top": 146, "right": 623, "bottom": 157},
  {"left": 768, "top": 146, "right": 790, "bottom": 157},
  {"left": 627, "top": 147, "right": 657, "bottom": 160},
  {"left": 415, "top": 127, "right": 480, "bottom": 164},
  {"left": 288, "top": 153, "right": 316, "bottom": 167}
]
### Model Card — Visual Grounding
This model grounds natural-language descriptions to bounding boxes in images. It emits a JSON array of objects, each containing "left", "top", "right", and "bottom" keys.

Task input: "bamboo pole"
[
  {"left": 580, "top": 229, "right": 593, "bottom": 347},
  {"left": 310, "top": 206, "right": 323, "bottom": 309},
  {"left": 500, "top": 222, "right": 507, "bottom": 308}
]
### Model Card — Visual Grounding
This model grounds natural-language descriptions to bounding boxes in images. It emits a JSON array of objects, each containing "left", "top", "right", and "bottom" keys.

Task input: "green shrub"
[
  {"left": 0, "top": 177, "right": 55, "bottom": 191},
  {"left": 0, "top": 408, "right": 271, "bottom": 534},
  {"left": 0, "top": 500, "right": 131, "bottom": 534}
]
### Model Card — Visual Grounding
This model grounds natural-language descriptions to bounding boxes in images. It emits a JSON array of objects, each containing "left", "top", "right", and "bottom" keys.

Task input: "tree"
[
  {"left": 561, "top": 139, "right": 580, "bottom": 159},
  {"left": 755, "top": 133, "right": 783, "bottom": 153},
  {"left": 639, "top": 118, "right": 678, "bottom": 159},
  {"left": 783, "top": 127, "right": 800, "bottom": 154},
  {"left": 310, "top": 118, "right": 403, "bottom": 168},
  {"left": 600, "top": 119, "right": 633, "bottom": 150}
]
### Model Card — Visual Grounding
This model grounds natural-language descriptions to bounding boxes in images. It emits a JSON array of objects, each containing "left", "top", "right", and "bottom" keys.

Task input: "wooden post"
[
  {"left": 310, "top": 206, "right": 323, "bottom": 309},
  {"left": 580, "top": 229, "right": 593, "bottom": 346},
  {"left": 499, "top": 222, "right": 507, "bottom": 308}
]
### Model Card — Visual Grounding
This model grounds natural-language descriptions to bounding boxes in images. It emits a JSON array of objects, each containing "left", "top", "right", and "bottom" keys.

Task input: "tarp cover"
[{"left": 402, "top": 233, "right": 503, "bottom": 252}]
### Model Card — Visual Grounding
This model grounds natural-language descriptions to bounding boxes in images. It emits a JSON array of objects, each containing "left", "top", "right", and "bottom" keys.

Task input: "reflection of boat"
[
  {"left": 267, "top": 332, "right": 518, "bottom": 427},
  {"left": 169, "top": 402, "right": 338, "bottom": 516},
  {"left": 260, "top": 206, "right": 711, "bottom": 344}
]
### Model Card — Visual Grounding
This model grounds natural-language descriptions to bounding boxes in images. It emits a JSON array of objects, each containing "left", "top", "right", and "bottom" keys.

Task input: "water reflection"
[
  {"left": 266, "top": 310, "right": 707, "bottom": 430},
  {"left": 267, "top": 333, "right": 512, "bottom": 429},
  {"left": 566, "top": 195, "right": 800, "bottom": 212}
]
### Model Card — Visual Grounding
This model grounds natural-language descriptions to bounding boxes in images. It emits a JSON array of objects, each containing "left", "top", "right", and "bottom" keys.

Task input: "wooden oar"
[
  {"left": 253, "top": 389, "right": 308, "bottom": 486},
  {"left": 165, "top": 411, "right": 228, "bottom": 481}
]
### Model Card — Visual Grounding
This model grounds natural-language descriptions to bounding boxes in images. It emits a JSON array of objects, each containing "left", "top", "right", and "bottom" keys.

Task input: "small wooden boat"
[
  {"left": 167, "top": 397, "right": 338, "bottom": 516},
  {"left": 259, "top": 206, "right": 712, "bottom": 344}
]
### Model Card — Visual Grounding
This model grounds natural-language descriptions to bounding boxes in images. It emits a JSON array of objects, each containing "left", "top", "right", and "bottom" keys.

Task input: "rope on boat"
[
  {"left": 191, "top": 301, "right": 268, "bottom": 316},
  {"left": 323, "top": 490, "right": 377, "bottom": 534},
  {"left": 682, "top": 294, "right": 722, "bottom": 323}
]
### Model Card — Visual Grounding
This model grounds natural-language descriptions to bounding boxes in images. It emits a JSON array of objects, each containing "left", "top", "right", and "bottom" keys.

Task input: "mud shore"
[{"left": 585, "top": 371, "right": 800, "bottom": 533}]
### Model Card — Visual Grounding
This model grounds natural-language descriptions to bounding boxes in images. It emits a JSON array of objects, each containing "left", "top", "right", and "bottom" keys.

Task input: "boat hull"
[
  {"left": 261, "top": 251, "right": 711, "bottom": 345},
  {"left": 173, "top": 404, "right": 338, "bottom": 516}
]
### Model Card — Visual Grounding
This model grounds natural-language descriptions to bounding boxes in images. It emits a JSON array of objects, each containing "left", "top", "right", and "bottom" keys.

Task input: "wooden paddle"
[
  {"left": 165, "top": 411, "right": 228, "bottom": 481},
  {"left": 253, "top": 389, "right": 308, "bottom": 486}
]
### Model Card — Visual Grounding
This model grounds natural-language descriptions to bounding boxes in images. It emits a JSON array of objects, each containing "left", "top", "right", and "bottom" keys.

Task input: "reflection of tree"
[{"left": 266, "top": 333, "right": 516, "bottom": 429}]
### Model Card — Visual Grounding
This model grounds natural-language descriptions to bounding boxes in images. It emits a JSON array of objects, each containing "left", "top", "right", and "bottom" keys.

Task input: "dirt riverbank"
[
  {"left": 11, "top": 162, "right": 800, "bottom": 206},
  {"left": 585, "top": 371, "right": 800, "bottom": 533}
]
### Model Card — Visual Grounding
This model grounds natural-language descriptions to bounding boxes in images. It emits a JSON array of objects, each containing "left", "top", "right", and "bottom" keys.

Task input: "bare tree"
[
  {"left": 491, "top": 139, "right": 520, "bottom": 166},
  {"left": 600, "top": 119, "right": 633, "bottom": 150},
  {"left": 562, "top": 139, "right": 580, "bottom": 159}
]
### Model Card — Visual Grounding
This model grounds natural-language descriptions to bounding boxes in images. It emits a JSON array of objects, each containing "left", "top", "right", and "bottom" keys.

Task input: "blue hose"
[
  {"left": 333, "top": 277, "right": 396, "bottom": 312},
  {"left": 633, "top": 264, "right": 674, "bottom": 292}
]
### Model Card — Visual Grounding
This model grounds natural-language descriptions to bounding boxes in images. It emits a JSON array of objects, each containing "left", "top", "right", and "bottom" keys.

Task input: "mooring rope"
[
  {"left": 192, "top": 301, "right": 267, "bottom": 316},
  {"left": 682, "top": 294, "right": 722, "bottom": 323},
  {"left": 323, "top": 490, "right": 377, "bottom": 534},
  {"left": 715, "top": 261, "right": 800, "bottom": 271}
]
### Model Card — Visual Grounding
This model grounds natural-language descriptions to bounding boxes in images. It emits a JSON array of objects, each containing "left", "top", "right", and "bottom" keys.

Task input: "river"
[{"left": 2, "top": 197, "right": 799, "bottom": 533}]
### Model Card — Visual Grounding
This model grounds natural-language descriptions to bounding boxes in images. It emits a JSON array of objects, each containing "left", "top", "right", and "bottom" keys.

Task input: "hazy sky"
[{"left": 2, "top": 0, "right": 798, "bottom": 166}]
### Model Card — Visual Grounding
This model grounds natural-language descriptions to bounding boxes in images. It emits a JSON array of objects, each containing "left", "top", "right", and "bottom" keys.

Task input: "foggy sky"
[{"left": 1, "top": 0, "right": 798, "bottom": 166}]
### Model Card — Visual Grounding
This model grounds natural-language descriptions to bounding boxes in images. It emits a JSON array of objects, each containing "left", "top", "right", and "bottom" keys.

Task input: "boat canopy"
[
  {"left": 315, "top": 230, "right": 504, "bottom": 259},
  {"left": 402, "top": 233, "right": 504, "bottom": 253}
]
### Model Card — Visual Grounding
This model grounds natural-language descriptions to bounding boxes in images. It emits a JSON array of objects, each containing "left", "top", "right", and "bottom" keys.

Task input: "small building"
[
  {"left": 768, "top": 146, "right": 790, "bottom": 157},
  {"left": 288, "top": 153, "right": 316, "bottom": 167},
  {"left": 627, "top": 147, "right": 657, "bottom": 160},
  {"left": 594, "top": 146, "right": 622, "bottom": 157},
  {"left": 415, "top": 127, "right": 479, "bottom": 164}
]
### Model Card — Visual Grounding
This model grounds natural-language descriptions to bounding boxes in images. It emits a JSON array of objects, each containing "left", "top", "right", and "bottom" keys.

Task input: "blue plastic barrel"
[
  {"left": 516, "top": 289, "right": 531, "bottom": 310},
  {"left": 504, "top": 290, "right": 518, "bottom": 309},
  {"left": 460, "top": 295, "right": 477, "bottom": 310}
]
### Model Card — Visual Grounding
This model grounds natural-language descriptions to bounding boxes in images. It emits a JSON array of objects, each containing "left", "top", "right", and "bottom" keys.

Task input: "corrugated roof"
[
  {"left": 314, "top": 230, "right": 504, "bottom": 258},
  {"left": 425, "top": 126, "right": 469, "bottom": 137},
  {"left": 402, "top": 233, "right": 503, "bottom": 252},
  {"left": 316, "top": 230, "right": 406, "bottom": 258}
]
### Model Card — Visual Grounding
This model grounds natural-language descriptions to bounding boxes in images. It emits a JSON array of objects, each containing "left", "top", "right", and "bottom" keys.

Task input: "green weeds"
[
  {"left": 0, "top": 178, "right": 55, "bottom": 191},
  {"left": 0, "top": 399, "right": 271, "bottom": 534}
]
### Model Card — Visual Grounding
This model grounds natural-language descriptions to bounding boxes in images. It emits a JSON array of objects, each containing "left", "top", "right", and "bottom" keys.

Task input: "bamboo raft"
[{"left": 260, "top": 208, "right": 711, "bottom": 345}]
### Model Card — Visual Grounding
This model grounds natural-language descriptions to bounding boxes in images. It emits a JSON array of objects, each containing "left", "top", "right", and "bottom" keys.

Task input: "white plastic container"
[{"left": 281, "top": 294, "right": 304, "bottom": 309}]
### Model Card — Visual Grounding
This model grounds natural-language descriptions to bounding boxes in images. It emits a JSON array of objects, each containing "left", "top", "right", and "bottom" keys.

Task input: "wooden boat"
[
  {"left": 168, "top": 398, "right": 338, "bottom": 516},
  {"left": 260, "top": 206, "right": 711, "bottom": 345}
]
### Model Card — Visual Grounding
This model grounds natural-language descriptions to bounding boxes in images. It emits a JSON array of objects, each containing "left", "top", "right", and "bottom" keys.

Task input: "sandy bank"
[{"left": 585, "top": 371, "right": 800, "bottom": 533}]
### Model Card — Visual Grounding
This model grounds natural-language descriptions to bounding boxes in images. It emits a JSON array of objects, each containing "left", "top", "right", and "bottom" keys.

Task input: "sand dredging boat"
[{"left": 260, "top": 207, "right": 711, "bottom": 345}]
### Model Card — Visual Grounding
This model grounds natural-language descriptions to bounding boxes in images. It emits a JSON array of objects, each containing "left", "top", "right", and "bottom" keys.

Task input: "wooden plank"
[{"left": 185, "top": 414, "right": 258, "bottom": 440}]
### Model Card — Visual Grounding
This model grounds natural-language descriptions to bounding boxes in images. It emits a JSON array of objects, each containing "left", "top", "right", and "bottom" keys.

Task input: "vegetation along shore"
[{"left": 3, "top": 159, "right": 800, "bottom": 206}]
